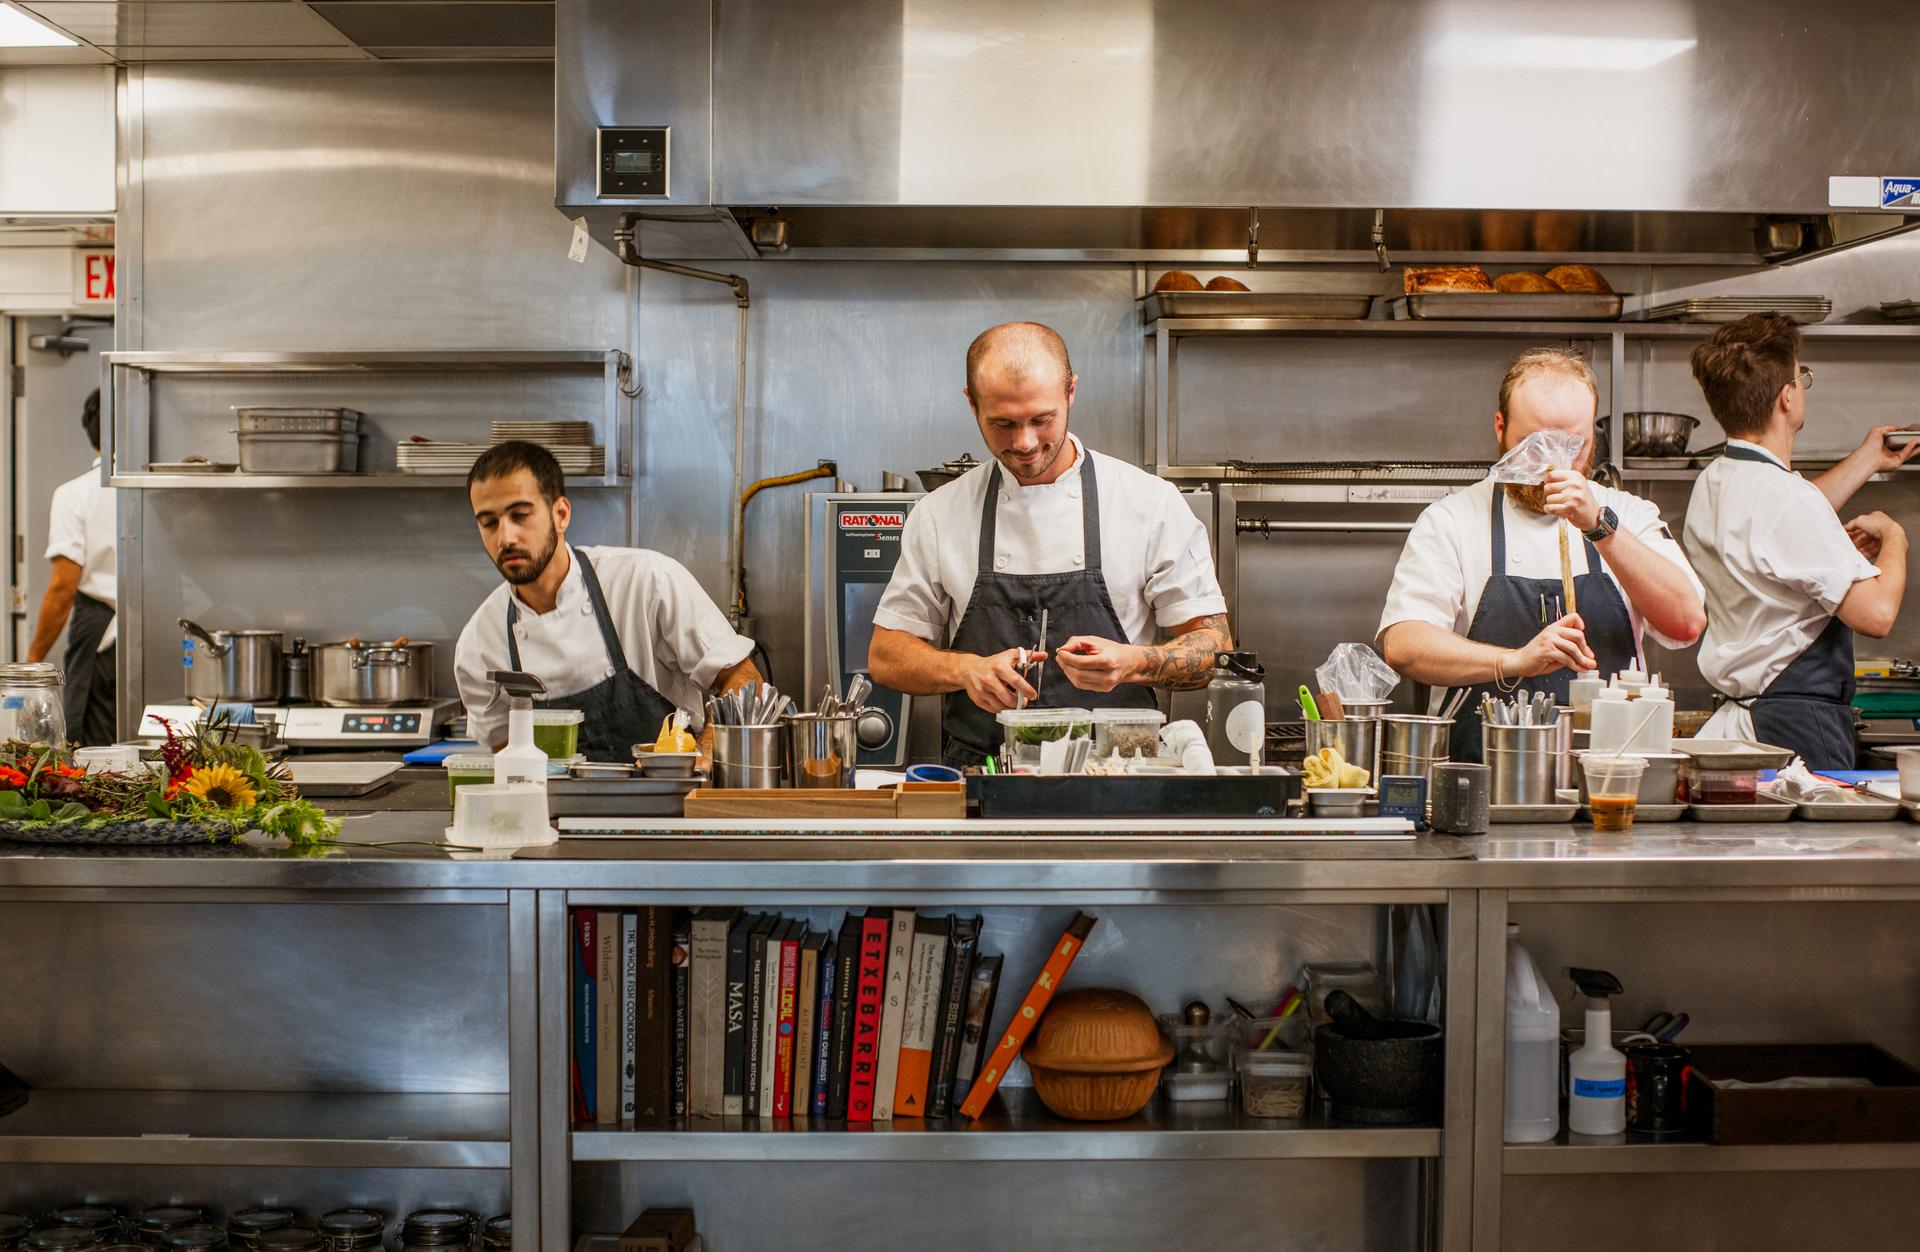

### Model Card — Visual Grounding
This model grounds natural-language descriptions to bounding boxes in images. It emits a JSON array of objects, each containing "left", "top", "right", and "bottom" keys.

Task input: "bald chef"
[
  {"left": 454, "top": 441, "right": 763, "bottom": 762},
  {"left": 868, "top": 321, "right": 1232, "bottom": 766},
  {"left": 1379, "top": 347, "right": 1706, "bottom": 761}
]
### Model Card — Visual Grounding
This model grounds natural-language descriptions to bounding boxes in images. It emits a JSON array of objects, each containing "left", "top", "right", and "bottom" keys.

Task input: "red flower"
[{"left": 0, "top": 766, "right": 25, "bottom": 788}]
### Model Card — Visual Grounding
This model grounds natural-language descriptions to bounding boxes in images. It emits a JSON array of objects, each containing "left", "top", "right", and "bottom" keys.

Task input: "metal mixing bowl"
[{"left": 1622, "top": 411, "right": 1700, "bottom": 457}]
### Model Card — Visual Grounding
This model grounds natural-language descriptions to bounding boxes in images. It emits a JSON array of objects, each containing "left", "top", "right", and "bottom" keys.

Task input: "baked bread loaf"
[
  {"left": 1404, "top": 265, "right": 1494, "bottom": 294},
  {"left": 1493, "top": 272, "right": 1562, "bottom": 293},
  {"left": 1545, "top": 264, "right": 1612, "bottom": 294},
  {"left": 1153, "top": 270, "right": 1204, "bottom": 292},
  {"left": 1204, "top": 275, "right": 1251, "bottom": 292}
]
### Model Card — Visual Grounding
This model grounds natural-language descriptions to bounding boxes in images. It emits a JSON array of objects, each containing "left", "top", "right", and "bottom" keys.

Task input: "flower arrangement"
[{"left": 0, "top": 718, "right": 338, "bottom": 847}]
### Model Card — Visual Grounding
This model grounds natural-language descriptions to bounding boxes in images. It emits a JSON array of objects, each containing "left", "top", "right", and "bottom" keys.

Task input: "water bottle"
[
  {"left": 1205, "top": 651, "right": 1266, "bottom": 767},
  {"left": 1504, "top": 923, "right": 1561, "bottom": 1143}
]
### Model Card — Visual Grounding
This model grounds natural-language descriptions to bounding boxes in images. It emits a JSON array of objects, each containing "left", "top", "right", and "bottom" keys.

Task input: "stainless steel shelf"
[
  {"left": 102, "top": 350, "right": 617, "bottom": 373},
  {"left": 110, "top": 473, "right": 629, "bottom": 490},
  {"left": 571, "top": 1089, "right": 1439, "bottom": 1162},
  {"left": 0, "top": 1089, "right": 511, "bottom": 1168},
  {"left": 1503, "top": 1129, "right": 1920, "bottom": 1175},
  {"left": 1620, "top": 462, "right": 1920, "bottom": 484},
  {"left": 1144, "top": 318, "right": 1920, "bottom": 340}
]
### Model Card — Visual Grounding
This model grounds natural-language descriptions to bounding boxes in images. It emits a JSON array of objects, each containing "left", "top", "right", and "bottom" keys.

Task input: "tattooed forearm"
[{"left": 1134, "top": 614, "right": 1233, "bottom": 689}]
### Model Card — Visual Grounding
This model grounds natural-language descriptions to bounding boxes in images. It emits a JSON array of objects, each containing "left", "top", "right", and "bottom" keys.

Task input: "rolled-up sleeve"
[
  {"left": 1616, "top": 494, "right": 1706, "bottom": 649},
  {"left": 1756, "top": 499, "right": 1880, "bottom": 613},
  {"left": 1378, "top": 504, "right": 1466, "bottom": 639},
  {"left": 1144, "top": 491, "right": 1227, "bottom": 627},
  {"left": 651, "top": 555, "right": 756, "bottom": 690},
  {"left": 44, "top": 481, "right": 86, "bottom": 566},
  {"left": 873, "top": 503, "right": 951, "bottom": 642}
]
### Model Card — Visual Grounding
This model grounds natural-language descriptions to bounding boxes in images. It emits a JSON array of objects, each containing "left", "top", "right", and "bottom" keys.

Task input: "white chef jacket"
[
  {"left": 872, "top": 436, "right": 1227, "bottom": 647},
  {"left": 1684, "top": 440, "right": 1880, "bottom": 741},
  {"left": 455, "top": 544, "right": 754, "bottom": 747},
  {"left": 1377, "top": 476, "right": 1702, "bottom": 685},
  {"left": 44, "top": 458, "right": 116, "bottom": 651}
]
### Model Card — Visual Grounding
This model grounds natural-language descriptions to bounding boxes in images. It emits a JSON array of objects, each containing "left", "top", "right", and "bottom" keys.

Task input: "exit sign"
[{"left": 73, "top": 249, "right": 114, "bottom": 304}]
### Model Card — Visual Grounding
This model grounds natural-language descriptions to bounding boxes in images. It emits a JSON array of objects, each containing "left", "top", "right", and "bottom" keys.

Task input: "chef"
[
  {"left": 454, "top": 441, "right": 763, "bottom": 761},
  {"left": 868, "top": 321, "right": 1231, "bottom": 766},
  {"left": 27, "top": 390, "right": 117, "bottom": 746},
  {"left": 1683, "top": 312, "right": 1915, "bottom": 769},
  {"left": 1378, "top": 348, "right": 1705, "bottom": 761}
]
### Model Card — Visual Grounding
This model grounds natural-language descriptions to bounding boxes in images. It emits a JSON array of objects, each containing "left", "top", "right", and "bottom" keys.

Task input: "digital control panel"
[
  {"left": 597, "top": 127, "right": 669, "bottom": 197},
  {"left": 340, "top": 713, "right": 422, "bottom": 735},
  {"left": 830, "top": 497, "right": 918, "bottom": 768}
]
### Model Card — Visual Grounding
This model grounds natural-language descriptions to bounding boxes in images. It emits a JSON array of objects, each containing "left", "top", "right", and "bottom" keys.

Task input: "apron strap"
[
  {"left": 1488, "top": 483, "right": 1509, "bottom": 569},
  {"left": 1080, "top": 452, "right": 1105, "bottom": 573},
  {"left": 1720, "top": 444, "right": 1780, "bottom": 466},
  {"left": 978, "top": 465, "right": 1003, "bottom": 570},
  {"left": 503, "top": 548, "right": 624, "bottom": 675}
]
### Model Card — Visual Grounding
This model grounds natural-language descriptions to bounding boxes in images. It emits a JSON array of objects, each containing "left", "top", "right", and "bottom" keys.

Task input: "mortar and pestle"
[{"left": 1312, "top": 989, "right": 1444, "bottom": 1124}]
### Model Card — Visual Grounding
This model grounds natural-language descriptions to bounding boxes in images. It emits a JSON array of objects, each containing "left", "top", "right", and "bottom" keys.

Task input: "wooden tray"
[
  {"left": 682, "top": 788, "right": 903, "bottom": 819},
  {"left": 1686, "top": 1043, "right": 1920, "bottom": 1144}
]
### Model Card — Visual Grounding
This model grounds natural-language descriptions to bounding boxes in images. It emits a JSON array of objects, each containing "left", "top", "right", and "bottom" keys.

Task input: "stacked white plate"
[
  {"left": 1644, "top": 295, "right": 1831, "bottom": 324},
  {"left": 490, "top": 420, "right": 595, "bottom": 446},
  {"left": 396, "top": 440, "right": 605, "bottom": 475}
]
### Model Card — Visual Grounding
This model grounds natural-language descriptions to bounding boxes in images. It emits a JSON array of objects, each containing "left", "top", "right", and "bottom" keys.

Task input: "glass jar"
[
  {"left": 0, "top": 662, "right": 66, "bottom": 746},
  {"left": 315, "top": 1213, "right": 383, "bottom": 1252},
  {"left": 25, "top": 1229, "right": 102, "bottom": 1252},
  {"left": 1, "top": 1216, "right": 35, "bottom": 1252},
  {"left": 134, "top": 1210, "right": 206, "bottom": 1248},
  {"left": 47, "top": 1210, "right": 121, "bottom": 1243},
  {"left": 395, "top": 1211, "right": 472, "bottom": 1252},
  {"left": 224, "top": 1211, "right": 295, "bottom": 1252},
  {"left": 478, "top": 1217, "right": 510, "bottom": 1252},
  {"left": 157, "top": 1228, "right": 226, "bottom": 1252},
  {"left": 253, "top": 1230, "right": 320, "bottom": 1252}
]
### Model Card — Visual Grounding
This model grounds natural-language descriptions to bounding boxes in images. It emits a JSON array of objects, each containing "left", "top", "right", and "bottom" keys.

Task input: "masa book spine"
[{"left": 958, "top": 913, "right": 1097, "bottom": 1121}]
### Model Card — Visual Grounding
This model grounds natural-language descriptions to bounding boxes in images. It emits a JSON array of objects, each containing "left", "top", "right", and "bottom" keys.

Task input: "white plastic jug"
[
  {"left": 1624, "top": 684, "right": 1674, "bottom": 755},
  {"left": 1587, "top": 686, "right": 1636, "bottom": 755},
  {"left": 1504, "top": 923, "right": 1561, "bottom": 1143}
]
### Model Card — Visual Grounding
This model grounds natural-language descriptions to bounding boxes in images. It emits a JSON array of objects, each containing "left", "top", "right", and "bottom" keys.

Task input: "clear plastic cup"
[{"left": 1584, "top": 754, "right": 1647, "bottom": 832}]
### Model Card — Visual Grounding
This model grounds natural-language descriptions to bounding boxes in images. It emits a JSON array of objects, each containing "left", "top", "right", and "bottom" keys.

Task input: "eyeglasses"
[{"left": 1796, "top": 366, "right": 1815, "bottom": 392}]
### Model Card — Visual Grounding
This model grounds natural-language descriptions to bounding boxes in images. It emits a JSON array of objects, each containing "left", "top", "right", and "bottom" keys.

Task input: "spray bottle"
[
  {"left": 1565, "top": 967, "right": 1626, "bottom": 1135},
  {"left": 489, "top": 670, "right": 550, "bottom": 791}
]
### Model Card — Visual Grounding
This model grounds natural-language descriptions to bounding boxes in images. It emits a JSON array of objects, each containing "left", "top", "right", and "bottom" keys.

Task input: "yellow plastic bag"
[
  {"left": 652, "top": 710, "right": 696, "bottom": 753},
  {"left": 1302, "top": 746, "right": 1370, "bottom": 789}
]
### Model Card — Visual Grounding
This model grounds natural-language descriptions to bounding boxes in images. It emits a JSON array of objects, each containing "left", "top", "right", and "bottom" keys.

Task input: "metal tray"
[
  {"left": 287, "top": 760, "right": 401, "bottom": 797},
  {"left": 1764, "top": 789, "right": 1902, "bottom": 821},
  {"left": 233, "top": 406, "right": 362, "bottom": 434},
  {"left": 1143, "top": 290, "right": 1377, "bottom": 321},
  {"left": 1686, "top": 801, "right": 1797, "bottom": 822},
  {"left": 146, "top": 460, "right": 239, "bottom": 474},
  {"left": 548, "top": 775, "right": 699, "bottom": 817},
  {"left": 1489, "top": 802, "right": 1578, "bottom": 823},
  {"left": 1674, "top": 738, "right": 1795, "bottom": 770},
  {"left": 1879, "top": 299, "right": 1920, "bottom": 322},
  {"left": 1388, "top": 292, "right": 1623, "bottom": 321}
]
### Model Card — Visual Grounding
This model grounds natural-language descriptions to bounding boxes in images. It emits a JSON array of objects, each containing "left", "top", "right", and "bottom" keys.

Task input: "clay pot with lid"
[{"left": 1020, "top": 987, "right": 1173, "bottom": 1121}]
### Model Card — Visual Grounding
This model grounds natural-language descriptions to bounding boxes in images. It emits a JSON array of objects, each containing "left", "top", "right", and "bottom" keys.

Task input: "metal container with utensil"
[
  {"left": 1484, "top": 722, "right": 1557, "bottom": 805},
  {"left": 785, "top": 712, "right": 858, "bottom": 789},
  {"left": 1305, "top": 717, "right": 1380, "bottom": 782},
  {"left": 1379, "top": 715, "right": 1451, "bottom": 784},
  {"left": 309, "top": 640, "right": 436, "bottom": 706},
  {"left": 179, "top": 619, "right": 284, "bottom": 703},
  {"left": 711, "top": 724, "right": 787, "bottom": 789}
]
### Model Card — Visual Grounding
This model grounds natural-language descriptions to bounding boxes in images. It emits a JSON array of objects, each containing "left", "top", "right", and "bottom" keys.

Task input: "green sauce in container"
[
  {"left": 531, "top": 708, "right": 585, "bottom": 759},
  {"left": 443, "top": 753, "right": 497, "bottom": 804}
]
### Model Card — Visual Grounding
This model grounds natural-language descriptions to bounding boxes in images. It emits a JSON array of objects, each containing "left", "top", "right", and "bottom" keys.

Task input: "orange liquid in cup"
[{"left": 1590, "top": 793, "right": 1637, "bottom": 832}]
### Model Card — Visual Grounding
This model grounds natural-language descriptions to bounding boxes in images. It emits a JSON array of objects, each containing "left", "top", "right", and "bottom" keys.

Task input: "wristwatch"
[{"left": 1583, "top": 506, "right": 1618, "bottom": 544}]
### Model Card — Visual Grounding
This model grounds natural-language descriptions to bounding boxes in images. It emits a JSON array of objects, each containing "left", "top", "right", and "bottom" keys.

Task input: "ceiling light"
[{"left": 0, "top": 4, "right": 77, "bottom": 47}]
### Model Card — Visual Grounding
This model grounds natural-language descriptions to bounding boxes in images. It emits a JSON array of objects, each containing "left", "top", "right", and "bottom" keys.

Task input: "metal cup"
[
  {"left": 1304, "top": 717, "right": 1379, "bottom": 782},
  {"left": 1483, "top": 722, "right": 1558, "bottom": 806},
  {"left": 784, "top": 712, "right": 858, "bottom": 789},
  {"left": 1429, "top": 762, "right": 1491, "bottom": 834},
  {"left": 711, "top": 724, "right": 786, "bottom": 789},
  {"left": 1378, "top": 714, "right": 1452, "bottom": 784}
]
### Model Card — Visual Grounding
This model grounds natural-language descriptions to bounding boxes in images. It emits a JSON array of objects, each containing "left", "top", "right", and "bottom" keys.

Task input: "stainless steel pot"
[
  {"left": 310, "top": 639, "right": 436, "bottom": 707},
  {"left": 179, "top": 619, "right": 285, "bottom": 703}
]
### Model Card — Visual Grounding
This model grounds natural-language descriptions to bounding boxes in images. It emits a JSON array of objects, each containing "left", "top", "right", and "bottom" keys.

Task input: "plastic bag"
[
  {"left": 1315, "top": 643, "right": 1401, "bottom": 702},
  {"left": 1490, "top": 429, "right": 1585, "bottom": 485}
]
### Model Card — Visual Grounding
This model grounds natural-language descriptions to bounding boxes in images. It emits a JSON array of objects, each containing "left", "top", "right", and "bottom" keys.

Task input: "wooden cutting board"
[{"left": 682, "top": 788, "right": 902, "bottom": 819}]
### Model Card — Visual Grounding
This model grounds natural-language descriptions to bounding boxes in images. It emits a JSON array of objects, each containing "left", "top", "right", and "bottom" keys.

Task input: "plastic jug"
[
  {"left": 1624, "top": 684, "right": 1674, "bottom": 755},
  {"left": 1503, "top": 924, "right": 1561, "bottom": 1143},
  {"left": 1588, "top": 686, "right": 1636, "bottom": 754}
]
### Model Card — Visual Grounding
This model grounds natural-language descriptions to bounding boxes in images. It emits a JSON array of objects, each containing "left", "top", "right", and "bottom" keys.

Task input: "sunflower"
[{"left": 179, "top": 763, "right": 259, "bottom": 809}]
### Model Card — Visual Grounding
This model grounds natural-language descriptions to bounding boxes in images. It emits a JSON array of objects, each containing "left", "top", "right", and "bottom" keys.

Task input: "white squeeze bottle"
[
  {"left": 1503, "top": 924, "right": 1561, "bottom": 1143},
  {"left": 1566, "top": 967, "right": 1626, "bottom": 1135},
  {"left": 1626, "top": 683, "right": 1674, "bottom": 755},
  {"left": 491, "top": 671, "right": 549, "bottom": 792},
  {"left": 1588, "top": 686, "right": 1635, "bottom": 754}
]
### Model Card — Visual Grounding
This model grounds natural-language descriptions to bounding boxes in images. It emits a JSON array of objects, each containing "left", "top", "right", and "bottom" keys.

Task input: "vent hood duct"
[{"left": 557, "top": 0, "right": 1920, "bottom": 264}]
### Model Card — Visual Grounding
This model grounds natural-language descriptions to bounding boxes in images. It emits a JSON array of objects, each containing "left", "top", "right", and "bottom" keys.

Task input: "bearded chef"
[
  {"left": 454, "top": 441, "right": 762, "bottom": 762},
  {"left": 1378, "top": 347, "right": 1706, "bottom": 762}
]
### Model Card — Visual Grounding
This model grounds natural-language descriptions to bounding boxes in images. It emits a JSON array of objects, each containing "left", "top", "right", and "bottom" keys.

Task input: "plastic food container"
[
  {"left": 1582, "top": 753, "right": 1646, "bottom": 832},
  {"left": 1093, "top": 708, "right": 1166, "bottom": 758},
  {"left": 531, "top": 708, "right": 585, "bottom": 759},
  {"left": 448, "top": 782, "right": 556, "bottom": 850},
  {"left": 997, "top": 707, "right": 1093, "bottom": 767},
  {"left": 443, "top": 752, "right": 497, "bottom": 803},
  {"left": 1680, "top": 763, "right": 1761, "bottom": 805},
  {"left": 1237, "top": 1048, "right": 1312, "bottom": 1118},
  {"left": 1160, "top": 1070, "right": 1233, "bottom": 1102}
]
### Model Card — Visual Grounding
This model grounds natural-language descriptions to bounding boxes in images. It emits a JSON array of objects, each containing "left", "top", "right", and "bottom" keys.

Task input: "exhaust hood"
[{"left": 557, "top": 0, "right": 1920, "bottom": 264}]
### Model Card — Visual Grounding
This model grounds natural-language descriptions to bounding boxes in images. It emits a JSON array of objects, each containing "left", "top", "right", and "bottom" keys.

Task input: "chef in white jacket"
[
  {"left": 1683, "top": 312, "right": 1915, "bottom": 769},
  {"left": 27, "top": 390, "right": 117, "bottom": 745}
]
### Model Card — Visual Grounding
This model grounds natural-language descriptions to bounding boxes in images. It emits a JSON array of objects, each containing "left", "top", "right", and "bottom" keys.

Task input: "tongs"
[{"left": 1014, "top": 608, "right": 1049, "bottom": 710}]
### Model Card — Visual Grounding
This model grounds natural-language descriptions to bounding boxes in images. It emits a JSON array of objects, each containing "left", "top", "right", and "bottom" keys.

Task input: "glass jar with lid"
[
  {"left": 47, "top": 1209, "right": 121, "bottom": 1244},
  {"left": 223, "top": 1211, "right": 294, "bottom": 1252},
  {"left": 0, "top": 1215, "right": 35, "bottom": 1252},
  {"left": 477, "top": 1217, "right": 509, "bottom": 1252},
  {"left": 314, "top": 1213, "right": 382, "bottom": 1252},
  {"left": 26, "top": 1229, "right": 103, "bottom": 1252},
  {"left": 252, "top": 1229, "right": 319, "bottom": 1252},
  {"left": 157, "top": 1228, "right": 226, "bottom": 1252},
  {"left": 0, "top": 662, "right": 66, "bottom": 746},
  {"left": 395, "top": 1211, "right": 472, "bottom": 1252},
  {"left": 134, "top": 1210, "right": 206, "bottom": 1248}
]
